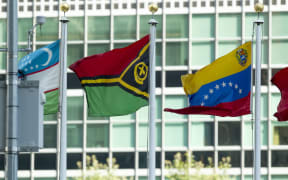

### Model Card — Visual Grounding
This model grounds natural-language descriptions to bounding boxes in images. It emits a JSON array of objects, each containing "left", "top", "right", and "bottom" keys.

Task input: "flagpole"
[
  {"left": 58, "top": 3, "right": 69, "bottom": 180},
  {"left": 148, "top": 4, "right": 158, "bottom": 180},
  {"left": 253, "top": 3, "right": 264, "bottom": 180},
  {"left": 6, "top": 1, "right": 19, "bottom": 180}
]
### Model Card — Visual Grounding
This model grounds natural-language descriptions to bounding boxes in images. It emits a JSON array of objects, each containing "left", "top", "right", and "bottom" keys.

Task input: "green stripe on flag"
[
  {"left": 85, "top": 86, "right": 148, "bottom": 117},
  {"left": 44, "top": 90, "right": 59, "bottom": 115}
]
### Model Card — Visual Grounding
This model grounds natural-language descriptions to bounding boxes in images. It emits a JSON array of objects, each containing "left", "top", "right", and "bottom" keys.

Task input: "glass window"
[
  {"left": 271, "top": 93, "right": 280, "bottom": 121},
  {"left": 218, "top": 122, "right": 240, "bottom": 146},
  {"left": 87, "top": 44, "right": 110, "bottom": 56},
  {"left": 67, "top": 44, "right": 84, "bottom": 66},
  {"left": 87, "top": 124, "right": 109, "bottom": 148},
  {"left": 192, "top": 14, "right": 215, "bottom": 38},
  {"left": 44, "top": 114, "right": 57, "bottom": 121},
  {"left": 86, "top": 153, "right": 109, "bottom": 165},
  {"left": 18, "top": 18, "right": 32, "bottom": 42},
  {"left": 68, "top": 17, "right": 84, "bottom": 40},
  {"left": 191, "top": 41, "right": 215, "bottom": 66},
  {"left": 191, "top": 122, "right": 214, "bottom": 147},
  {"left": 18, "top": 154, "right": 30, "bottom": 170},
  {"left": 67, "top": 124, "right": 83, "bottom": 148},
  {"left": 36, "top": 17, "right": 58, "bottom": 41},
  {"left": 140, "top": 15, "right": 162, "bottom": 38},
  {"left": 112, "top": 152, "right": 135, "bottom": 168},
  {"left": 166, "top": 42, "right": 188, "bottom": 66},
  {"left": 272, "top": 121, "right": 288, "bottom": 145},
  {"left": 165, "top": 122, "right": 188, "bottom": 147},
  {"left": 272, "top": 150, "right": 288, "bottom": 167},
  {"left": 67, "top": 96, "right": 83, "bottom": 121},
  {"left": 110, "top": 113, "right": 135, "bottom": 121},
  {"left": 218, "top": 13, "right": 241, "bottom": 38},
  {"left": 166, "top": 15, "right": 188, "bottom": 38},
  {"left": 165, "top": 95, "right": 188, "bottom": 120},
  {"left": 193, "top": 151, "right": 214, "bottom": 166},
  {"left": 0, "top": 19, "right": 6, "bottom": 43},
  {"left": 245, "top": 150, "right": 267, "bottom": 167},
  {"left": 218, "top": 41, "right": 241, "bottom": 58},
  {"left": 139, "top": 152, "right": 161, "bottom": 168},
  {"left": 112, "top": 123, "right": 135, "bottom": 147},
  {"left": 35, "top": 153, "right": 57, "bottom": 170},
  {"left": 114, "top": 16, "right": 136, "bottom": 40},
  {"left": 0, "top": 155, "right": 3, "bottom": 170},
  {"left": 88, "top": 16, "right": 110, "bottom": 40},
  {"left": 244, "top": 175, "right": 268, "bottom": 180},
  {"left": 113, "top": 43, "right": 130, "bottom": 49},
  {"left": 218, "top": 151, "right": 241, "bottom": 167},
  {"left": 34, "top": 178, "right": 56, "bottom": 180},
  {"left": 0, "top": 49, "right": 6, "bottom": 70},
  {"left": 272, "top": 12, "right": 288, "bottom": 36},
  {"left": 44, "top": 125, "right": 57, "bottom": 148},
  {"left": 67, "top": 153, "right": 82, "bottom": 169},
  {"left": 272, "top": 40, "right": 288, "bottom": 64},
  {"left": 156, "top": 42, "right": 162, "bottom": 66},
  {"left": 245, "top": 13, "right": 269, "bottom": 37},
  {"left": 244, "top": 121, "right": 268, "bottom": 146},
  {"left": 138, "top": 96, "right": 162, "bottom": 121},
  {"left": 138, "top": 123, "right": 161, "bottom": 147},
  {"left": 271, "top": 175, "right": 288, "bottom": 180}
]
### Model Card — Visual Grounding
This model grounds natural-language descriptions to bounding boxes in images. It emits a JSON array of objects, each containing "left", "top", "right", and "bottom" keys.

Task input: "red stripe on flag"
[{"left": 164, "top": 94, "right": 251, "bottom": 117}]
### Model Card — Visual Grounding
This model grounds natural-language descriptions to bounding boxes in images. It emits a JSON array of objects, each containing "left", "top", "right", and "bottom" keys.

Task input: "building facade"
[{"left": 0, "top": 0, "right": 288, "bottom": 180}]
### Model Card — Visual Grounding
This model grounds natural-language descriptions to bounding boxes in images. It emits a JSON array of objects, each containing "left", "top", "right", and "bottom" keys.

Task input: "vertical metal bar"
[
  {"left": 254, "top": 19, "right": 264, "bottom": 180},
  {"left": 148, "top": 18, "right": 158, "bottom": 180},
  {"left": 6, "top": 1, "right": 19, "bottom": 180},
  {"left": 59, "top": 16, "right": 69, "bottom": 180}
]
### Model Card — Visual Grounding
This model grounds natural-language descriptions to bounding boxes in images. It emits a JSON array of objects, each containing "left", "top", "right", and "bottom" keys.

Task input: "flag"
[
  {"left": 69, "top": 35, "right": 149, "bottom": 116},
  {"left": 18, "top": 40, "right": 60, "bottom": 114},
  {"left": 165, "top": 42, "right": 252, "bottom": 117},
  {"left": 271, "top": 67, "right": 288, "bottom": 121}
]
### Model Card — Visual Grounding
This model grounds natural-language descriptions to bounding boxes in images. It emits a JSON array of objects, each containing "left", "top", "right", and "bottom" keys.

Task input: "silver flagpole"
[
  {"left": 148, "top": 4, "right": 158, "bottom": 180},
  {"left": 59, "top": 3, "right": 69, "bottom": 180},
  {"left": 6, "top": 0, "right": 19, "bottom": 180},
  {"left": 253, "top": 3, "right": 264, "bottom": 180}
]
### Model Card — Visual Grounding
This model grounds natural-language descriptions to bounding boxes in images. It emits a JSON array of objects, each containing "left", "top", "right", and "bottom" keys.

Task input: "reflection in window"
[
  {"left": 113, "top": 152, "right": 135, "bottom": 168},
  {"left": 68, "top": 17, "right": 84, "bottom": 40},
  {"left": 112, "top": 123, "right": 135, "bottom": 147},
  {"left": 0, "top": 19, "right": 6, "bottom": 43},
  {"left": 67, "top": 124, "right": 83, "bottom": 148},
  {"left": 218, "top": 14, "right": 241, "bottom": 38},
  {"left": 36, "top": 17, "right": 58, "bottom": 41},
  {"left": 67, "top": 153, "right": 82, "bottom": 169},
  {"left": 165, "top": 122, "right": 188, "bottom": 147},
  {"left": 272, "top": 12, "right": 288, "bottom": 37},
  {"left": 88, "top": 16, "right": 110, "bottom": 40},
  {"left": 67, "top": 96, "right": 84, "bottom": 121},
  {"left": 18, "top": 154, "right": 31, "bottom": 170},
  {"left": 218, "top": 122, "right": 240, "bottom": 146},
  {"left": 86, "top": 153, "right": 109, "bottom": 165},
  {"left": 87, "top": 124, "right": 109, "bottom": 148},
  {"left": 218, "top": 151, "right": 241, "bottom": 167},
  {"left": 44, "top": 125, "right": 57, "bottom": 148},
  {"left": 191, "top": 122, "right": 214, "bottom": 147},
  {"left": 193, "top": 151, "right": 214, "bottom": 166},
  {"left": 114, "top": 16, "right": 136, "bottom": 40},
  {"left": 272, "top": 40, "right": 288, "bottom": 64},
  {"left": 272, "top": 151, "right": 288, "bottom": 167},
  {"left": 67, "top": 44, "right": 84, "bottom": 66},
  {"left": 192, "top": 14, "right": 215, "bottom": 38},
  {"left": 18, "top": 18, "right": 32, "bottom": 42},
  {"left": 139, "top": 152, "right": 161, "bottom": 168},
  {"left": 35, "top": 154, "right": 57, "bottom": 170},
  {"left": 166, "top": 42, "right": 188, "bottom": 66},
  {"left": 245, "top": 150, "right": 267, "bottom": 167},
  {"left": 166, "top": 15, "right": 188, "bottom": 38},
  {"left": 273, "top": 126, "right": 288, "bottom": 145},
  {"left": 87, "top": 44, "right": 110, "bottom": 56}
]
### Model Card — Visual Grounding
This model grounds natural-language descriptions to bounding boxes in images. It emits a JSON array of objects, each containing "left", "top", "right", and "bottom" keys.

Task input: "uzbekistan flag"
[
  {"left": 271, "top": 67, "right": 288, "bottom": 121},
  {"left": 18, "top": 40, "right": 60, "bottom": 115},
  {"left": 70, "top": 35, "right": 149, "bottom": 116},
  {"left": 165, "top": 42, "right": 251, "bottom": 117}
]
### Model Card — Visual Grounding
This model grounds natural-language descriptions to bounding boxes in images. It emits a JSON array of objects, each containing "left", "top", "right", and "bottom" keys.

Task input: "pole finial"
[
  {"left": 148, "top": 3, "right": 158, "bottom": 14},
  {"left": 254, "top": 3, "right": 264, "bottom": 13},
  {"left": 60, "top": 2, "right": 70, "bottom": 15}
]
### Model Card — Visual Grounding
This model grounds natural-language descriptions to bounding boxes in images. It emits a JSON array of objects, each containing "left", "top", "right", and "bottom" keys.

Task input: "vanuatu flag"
[{"left": 70, "top": 35, "right": 150, "bottom": 116}]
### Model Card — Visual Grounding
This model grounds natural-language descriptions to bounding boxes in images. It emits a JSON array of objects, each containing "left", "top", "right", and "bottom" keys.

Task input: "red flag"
[{"left": 271, "top": 67, "right": 288, "bottom": 121}]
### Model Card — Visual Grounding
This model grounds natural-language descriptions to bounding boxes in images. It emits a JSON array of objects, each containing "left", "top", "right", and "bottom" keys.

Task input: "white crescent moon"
[{"left": 41, "top": 48, "right": 53, "bottom": 66}]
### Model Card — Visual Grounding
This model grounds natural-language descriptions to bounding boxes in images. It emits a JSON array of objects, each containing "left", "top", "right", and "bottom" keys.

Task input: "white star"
[
  {"left": 35, "top": 64, "right": 39, "bottom": 68},
  {"left": 222, "top": 82, "right": 226, "bottom": 87},
  {"left": 28, "top": 60, "right": 32, "bottom": 64},
  {"left": 239, "top": 89, "right": 242, "bottom": 94},
  {"left": 201, "top": 102, "right": 205, "bottom": 106},
  {"left": 204, "top": 95, "right": 209, "bottom": 100},
  {"left": 30, "top": 66, "right": 34, "bottom": 70},
  {"left": 24, "top": 68, "right": 28, "bottom": 71},
  {"left": 229, "top": 82, "right": 233, "bottom": 87},
  {"left": 209, "top": 89, "right": 214, "bottom": 94},
  {"left": 235, "top": 84, "right": 238, "bottom": 89},
  {"left": 215, "top": 84, "right": 220, "bottom": 89}
]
